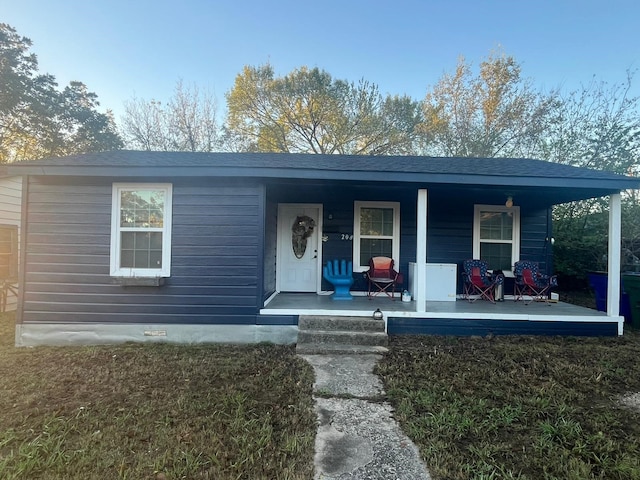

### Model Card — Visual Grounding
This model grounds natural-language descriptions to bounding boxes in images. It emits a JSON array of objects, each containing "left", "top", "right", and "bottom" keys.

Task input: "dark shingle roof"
[{"left": 4, "top": 150, "right": 638, "bottom": 193}]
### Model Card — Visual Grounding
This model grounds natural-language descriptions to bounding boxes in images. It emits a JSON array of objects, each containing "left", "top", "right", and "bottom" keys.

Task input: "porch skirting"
[
  {"left": 15, "top": 323, "right": 298, "bottom": 347},
  {"left": 386, "top": 317, "right": 621, "bottom": 336}
]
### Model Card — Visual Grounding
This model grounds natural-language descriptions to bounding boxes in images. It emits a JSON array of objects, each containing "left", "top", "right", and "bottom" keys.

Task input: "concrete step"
[
  {"left": 297, "top": 330, "right": 388, "bottom": 347},
  {"left": 299, "top": 315, "right": 385, "bottom": 332},
  {"left": 296, "top": 343, "right": 389, "bottom": 355},
  {"left": 296, "top": 315, "right": 389, "bottom": 355}
]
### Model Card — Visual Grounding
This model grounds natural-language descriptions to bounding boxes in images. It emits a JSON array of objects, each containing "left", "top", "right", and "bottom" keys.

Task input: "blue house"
[{"left": 3, "top": 151, "right": 638, "bottom": 345}]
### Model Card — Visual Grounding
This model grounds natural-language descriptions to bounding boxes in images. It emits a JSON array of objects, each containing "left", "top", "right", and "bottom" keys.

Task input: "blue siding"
[
  {"left": 268, "top": 184, "right": 419, "bottom": 292},
  {"left": 268, "top": 185, "right": 551, "bottom": 296},
  {"left": 520, "top": 207, "right": 554, "bottom": 273},
  {"left": 387, "top": 317, "right": 618, "bottom": 336},
  {"left": 20, "top": 176, "right": 556, "bottom": 329},
  {"left": 256, "top": 315, "right": 297, "bottom": 325},
  {"left": 21, "top": 177, "right": 264, "bottom": 325},
  {"left": 263, "top": 201, "right": 278, "bottom": 299},
  {"left": 425, "top": 202, "right": 472, "bottom": 265}
]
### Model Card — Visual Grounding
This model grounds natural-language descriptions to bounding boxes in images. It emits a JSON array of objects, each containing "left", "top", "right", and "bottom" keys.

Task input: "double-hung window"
[
  {"left": 110, "top": 184, "right": 173, "bottom": 277},
  {"left": 473, "top": 204, "right": 520, "bottom": 271},
  {"left": 353, "top": 201, "right": 400, "bottom": 272}
]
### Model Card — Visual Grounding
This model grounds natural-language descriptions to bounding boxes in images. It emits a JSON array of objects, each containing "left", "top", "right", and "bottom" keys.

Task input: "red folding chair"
[
  {"left": 462, "top": 259, "right": 504, "bottom": 303},
  {"left": 513, "top": 260, "right": 558, "bottom": 304},
  {"left": 364, "top": 257, "right": 402, "bottom": 300}
]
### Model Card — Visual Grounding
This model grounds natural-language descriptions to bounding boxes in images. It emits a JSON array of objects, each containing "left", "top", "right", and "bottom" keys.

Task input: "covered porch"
[
  {"left": 264, "top": 186, "right": 626, "bottom": 336},
  {"left": 261, "top": 292, "right": 622, "bottom": 336}
]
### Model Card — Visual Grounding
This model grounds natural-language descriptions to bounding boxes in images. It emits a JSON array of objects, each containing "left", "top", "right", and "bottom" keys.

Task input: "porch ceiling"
[{"left": 266, "top": 178, "right": 615, "bottom": 208}]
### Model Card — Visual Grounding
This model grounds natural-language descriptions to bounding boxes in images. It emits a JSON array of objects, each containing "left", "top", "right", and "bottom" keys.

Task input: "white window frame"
[
  {"left": 473, "top": 204, "right": 520, "bottom": 273},
  {"left": 353, "top": 201, "right": 400, "bottom": 272},
  {"left": 110, "top": 183, "right": 173, "bottom": 277}
]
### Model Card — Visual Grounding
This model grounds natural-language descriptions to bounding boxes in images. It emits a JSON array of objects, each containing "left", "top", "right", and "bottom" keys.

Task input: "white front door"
[{"left": 277, "top": 204, "right": 322, "bottom": 292}]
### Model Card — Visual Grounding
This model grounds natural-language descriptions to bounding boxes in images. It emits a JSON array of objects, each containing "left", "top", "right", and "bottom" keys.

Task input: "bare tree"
[
  {"left": 418, "top": 50, "right": 559, "bottom": 157},
  {"left": 540, "top": 71, "right": 640, "bottom": 173},
  {"left": 120, "top": 80, "right": 220, "bottom": 152},
  {"left": 547, "top": 71, "right": 640, "bottom": 277}
]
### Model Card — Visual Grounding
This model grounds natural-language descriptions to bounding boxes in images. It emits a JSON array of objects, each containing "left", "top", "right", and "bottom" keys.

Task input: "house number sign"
[{"left": 341, "top": 234, "right": 353, "bottom": 241}]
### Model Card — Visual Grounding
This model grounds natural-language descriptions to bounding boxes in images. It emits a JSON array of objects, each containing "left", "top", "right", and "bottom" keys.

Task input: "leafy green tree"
[
  {"left": 224, "top": 64, "right": 422, "bottom": 154},
  {"left": 0, "top": 23, "right": 122, "bottom": 163},
  {"left": 120, "top": 80, "right": 220, "bottom": 152},
  {"left": 418, "top": 51, "right": 559, "bottom": 157}
]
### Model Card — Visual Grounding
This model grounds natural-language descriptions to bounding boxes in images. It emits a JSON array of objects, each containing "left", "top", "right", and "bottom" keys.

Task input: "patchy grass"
[
  {"left": 0, "top": 313, "right": 316, "bottom": 480},
  {"left": 378, "top": 334, "right": 640, "bottom": 479},
  {"left": 6, "top": 291, "right": 636, "bottom": 480}
]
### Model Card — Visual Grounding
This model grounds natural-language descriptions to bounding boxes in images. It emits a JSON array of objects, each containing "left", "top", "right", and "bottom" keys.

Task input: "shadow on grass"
[{"left": 0, "top": 312, "right": 316, "bottom": 480}]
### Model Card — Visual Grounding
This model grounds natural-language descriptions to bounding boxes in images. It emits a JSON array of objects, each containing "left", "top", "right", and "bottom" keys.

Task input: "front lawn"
[
  {"left": 7, "top": 305, "right": 640, "bottom": 480},
  {"left": 378, "top": 334, "right": 640, "bottom": 479},
  {"left": 0, "top": 313, "right": 316, "bottom": 480}
]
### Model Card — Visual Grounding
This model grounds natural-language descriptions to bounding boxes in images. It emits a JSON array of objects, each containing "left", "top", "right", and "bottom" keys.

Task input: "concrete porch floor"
[
  {"left": 262, "top": 292, "right": 605, "bottom": 318},
  {"left": 262, "top": 292, "right": 623, "bottom": 336}
]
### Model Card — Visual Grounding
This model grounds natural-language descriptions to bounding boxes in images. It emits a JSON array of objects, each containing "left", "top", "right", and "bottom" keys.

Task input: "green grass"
[
  {"left": 377, "top": 334, "right": 640, "bottom": 480},
  {"left": 7, "top": 299, "right": 640, "bottom": 480},
  {"left": 0, "top": 313, "right": 316, "bottom": 480}
]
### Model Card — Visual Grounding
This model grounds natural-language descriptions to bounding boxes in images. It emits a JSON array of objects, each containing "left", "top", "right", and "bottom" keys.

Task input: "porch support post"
[
  {"left": 607, "top": 193, "right": 622, "bottom": 333},
  {"left": 415, "top": 189, "right": 428, "bottom": 313}
]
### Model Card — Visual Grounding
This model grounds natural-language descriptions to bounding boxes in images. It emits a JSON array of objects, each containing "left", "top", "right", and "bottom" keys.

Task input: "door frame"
[{"left": 276, "top": 203, "right": 324, "bottom": 294}]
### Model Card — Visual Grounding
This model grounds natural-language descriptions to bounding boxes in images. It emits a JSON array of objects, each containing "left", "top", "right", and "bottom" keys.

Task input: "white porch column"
[
  {"left": 607, "top": 193, "right": 622, "bottom": 324},
  {"left": 415, "top": 189, "right": 428, "bottom": 313}
]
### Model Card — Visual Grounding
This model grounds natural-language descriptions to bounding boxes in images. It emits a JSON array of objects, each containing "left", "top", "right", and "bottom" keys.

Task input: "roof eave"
[{"left": 7, "top": 164, "right": 638, "bottom": 192}]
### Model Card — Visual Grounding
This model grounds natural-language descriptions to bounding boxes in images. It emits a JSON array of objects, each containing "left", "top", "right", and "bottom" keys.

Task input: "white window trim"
[
  {"left": 353, "top": 201, "right": 400, "bottom": 272},
  {"left": 473, "top": 204, "right": 520, "bottom": 273},
  {"left": 110, "top": 183, "right": 173, "bottom": 277}
]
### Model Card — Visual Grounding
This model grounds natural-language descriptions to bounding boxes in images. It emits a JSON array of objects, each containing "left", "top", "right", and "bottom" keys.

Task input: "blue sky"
[{"left": 4, "top": 0, "right": 639, "bottom": 121}]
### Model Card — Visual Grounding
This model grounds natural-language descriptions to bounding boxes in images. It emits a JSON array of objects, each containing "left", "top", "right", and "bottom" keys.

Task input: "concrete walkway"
[{"left": 300, "top": 354, "right": 431, "bottom": 480}]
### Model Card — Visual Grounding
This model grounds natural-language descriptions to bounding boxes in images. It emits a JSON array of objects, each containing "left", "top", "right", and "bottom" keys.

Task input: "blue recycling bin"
[{"left": 588, "top": 272, "right": 631, "bottom": 322}]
